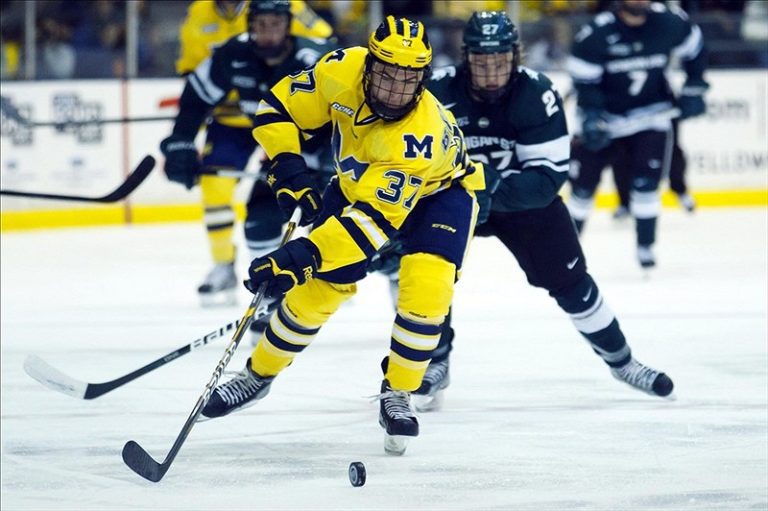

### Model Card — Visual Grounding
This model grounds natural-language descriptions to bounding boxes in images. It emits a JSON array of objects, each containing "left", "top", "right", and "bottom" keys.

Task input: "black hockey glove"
[
  {"left": 267, "top": 153, "right": 323, "bottom": 226},
  {"left": 367, "top": 238, "right": 403, "bottom": 276},
  {"left": 581, "top": 110, "right": 611, "bottom": 152},
  {"left": 160, "top": 134, "right": 200, "bottom": 189},
  {"left": 245, "top": 238, "right": 321, "bottom": 298},
  {"left": 475, "top": 165, "right": 501, "bottom": 225},
  {"left": 677, "top": 80, "right": 709, "bottom": 120}
]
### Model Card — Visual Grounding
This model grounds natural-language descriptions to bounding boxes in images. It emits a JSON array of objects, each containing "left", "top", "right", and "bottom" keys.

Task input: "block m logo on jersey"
[{"left": 403, "top": 134, "right": 434, "bottom": 159}]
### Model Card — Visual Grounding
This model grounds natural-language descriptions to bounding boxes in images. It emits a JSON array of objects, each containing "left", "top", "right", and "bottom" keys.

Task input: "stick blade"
[
  {"left": 23, "top": 355, "right": 87, "bottom": 399},
  {"left": 122, "top": 440, "right": 167, "bottom": 483}
]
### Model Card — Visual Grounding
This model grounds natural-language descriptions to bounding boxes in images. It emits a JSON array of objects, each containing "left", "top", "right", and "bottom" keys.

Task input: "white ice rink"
[{"left": 1, "top": 208, "right": 767, "bottom": 511}]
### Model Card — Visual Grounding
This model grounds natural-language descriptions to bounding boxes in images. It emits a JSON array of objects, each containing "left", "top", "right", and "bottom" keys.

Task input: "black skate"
[
  {"left": 677, "top": 192, "right": 696, "bottom": 213},
  {"left": 377, "top": 379, "right": 419, "bottom": 456},
  {"left": 637, "top": 245, "right": 656, "bottom": 269},
  {"left": 612, "top": 205, "right": 630, "bottom": 220},
  {"left": 201, "top": 358, "right": 274, "bottom": 419},
  {"left": 412, "top": 358, "right": 450, "bottom": 412},
  {"left": 198, "top": 262, "right": 237, "bottom": 307},
  {"left": 610, "top": 358, "right": 674, "bottom": 398}
]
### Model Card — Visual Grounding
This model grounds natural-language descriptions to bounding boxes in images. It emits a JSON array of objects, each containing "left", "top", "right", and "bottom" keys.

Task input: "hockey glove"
[
  {"left": 160, "top": 134, "right": 200, "bottom": 189},
  {"left": 267, "top": 153, "right": 323, "bottom": 226},
  {"left": 367, "top": 238, "right": 403, "bottom": 276},
  {"left": 476, "top": 166, "right": 501, "bottom": 225},
  {"left": 581, "top": 110, "right": 611, "bottom": 152},
  {"left": 677, "top": 80, "right": 709, "bottom": 120},
  {"left": 245, "top": 238, "right": 321, "bottom": 298}
]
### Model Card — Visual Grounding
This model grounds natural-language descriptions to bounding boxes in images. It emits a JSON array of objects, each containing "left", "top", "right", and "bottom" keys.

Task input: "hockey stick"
[
  {"left": 122, "top": 208, "right": 303, "bottom": 482},
  {"left": 0, "top": 155, "right": 155, "bottom": 203},
  {"left": 1, "top": 96, "right": 235, "bottom": 129},
  {"left": 22, "top": 316, "right": 258, "bottom": 399}
]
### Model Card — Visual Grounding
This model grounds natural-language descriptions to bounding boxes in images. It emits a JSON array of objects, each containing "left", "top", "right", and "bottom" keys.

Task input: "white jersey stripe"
[
  {"left": 672, "top": 25, "right": 704, "bottom": 61},
  {"left": 191, "top": 58, "right": 226, "bottom": 105},
  {"left": 566, "top": 55, "right": 603, "bottom": 83},
  {"left": 516, "top": 134, "right": 571, "bottom": 170}
]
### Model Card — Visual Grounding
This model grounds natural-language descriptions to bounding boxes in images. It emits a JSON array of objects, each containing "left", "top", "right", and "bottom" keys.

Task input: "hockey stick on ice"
[
  {"left": 23, "top": 317, "right": 253, "bottom": 399},
  {"left": 122, "top": 208, "right": 303, "bottom": 483},
  {"left": 0, "top": 155, "right": 155, "bottom": 203}
]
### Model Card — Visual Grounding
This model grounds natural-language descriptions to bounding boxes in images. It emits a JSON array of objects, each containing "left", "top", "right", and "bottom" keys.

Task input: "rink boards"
[{"left": 1, "top": 70, "right": 766, "bottom": 230}]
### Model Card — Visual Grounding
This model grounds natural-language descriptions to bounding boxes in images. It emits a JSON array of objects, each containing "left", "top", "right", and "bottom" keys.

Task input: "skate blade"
[
  {"left": 413, "top": 390, "right": 445, "bottom": 413},
  {"left": 384, "top": 434, "right": 410, "bottom": 456},
  {"left": 199, "top": 290, "right": 238, "bottom": 308}
]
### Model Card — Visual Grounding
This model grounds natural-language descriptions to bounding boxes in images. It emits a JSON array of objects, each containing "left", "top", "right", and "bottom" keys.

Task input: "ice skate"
[
  {"left": 637, "top": 244, "right": 656, "bottom": 269},
  {"left": 677, "top": 192, "right": 696, "bottom": 213},
  {"left": 412, "top": 357, "right": 450, "bottom": 412},
  {"left": 377, "top": 379, "right": 419, "bottom": 455},
  {"left": 200, "top": 358, "right": 274, "bottom": 419},
  {"left": 610, "top": 358, "right": 674, "bottom": 398},
  {"left": 612, "top": 205, "right": 630, "bottom": 220},
  {"left": 198, "top": 262, "right": 237, "bottom": 307}
]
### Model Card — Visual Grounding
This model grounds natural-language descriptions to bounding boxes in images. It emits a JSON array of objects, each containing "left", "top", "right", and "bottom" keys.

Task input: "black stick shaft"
[
  {"left": 0, "top": 155, "right": 155, "bottom": 203},
  {"left": 122, "top": 209, "right": 302, "bottom": 482}
]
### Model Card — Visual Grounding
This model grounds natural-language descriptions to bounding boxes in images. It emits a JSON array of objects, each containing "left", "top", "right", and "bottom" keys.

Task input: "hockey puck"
[{"left": 348, "top": 461, "right": 366, "bottom": 487}]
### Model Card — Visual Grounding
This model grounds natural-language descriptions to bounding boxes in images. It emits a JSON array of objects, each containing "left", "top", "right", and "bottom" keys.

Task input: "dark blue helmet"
[
  {"left": 463, "top": 11, "right": 521, "bottom": 102},
  {"left": 247, "top": 0, "right": 292, "bottom": 59},
  {"left": 463, "top": 11, "right": 520, "bottom": 55},
  {"left": 248, "top": 0, "right": 292, "bottom": 27}
]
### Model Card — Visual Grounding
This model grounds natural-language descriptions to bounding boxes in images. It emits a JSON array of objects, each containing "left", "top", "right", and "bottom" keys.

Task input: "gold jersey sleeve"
[{"left": 253, "top": 47, "right": 483, "bottom": 273}]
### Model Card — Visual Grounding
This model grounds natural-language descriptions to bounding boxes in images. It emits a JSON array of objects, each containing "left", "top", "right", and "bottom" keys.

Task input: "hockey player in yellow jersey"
[
  {"left": 202, "top": 16, "right": 484, "bottom": 455},
  {"left": 168, "top": 0, "right": 333, "bottom": 308}
]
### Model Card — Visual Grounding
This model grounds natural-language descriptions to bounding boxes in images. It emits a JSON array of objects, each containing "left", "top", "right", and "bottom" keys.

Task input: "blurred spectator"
[
  {"left": 70, "top": 0, "right": 126, "bottom": 77},
  {"left": 36, "top": 0, "right": 78, "bottom": 79},
  {"left": 1, "top": 0, "right": 25, "bottom": 79}
]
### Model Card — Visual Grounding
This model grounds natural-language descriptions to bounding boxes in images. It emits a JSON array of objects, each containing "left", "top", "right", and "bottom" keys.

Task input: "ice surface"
[{"left": 2, "top": 208, "right": 767, "bottom": 510}]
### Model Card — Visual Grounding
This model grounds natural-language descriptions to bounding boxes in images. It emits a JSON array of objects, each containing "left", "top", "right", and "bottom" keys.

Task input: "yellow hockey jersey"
[
  {"left": 253, "top": 47, "right": 484, "bottom": 273},
  {"left": 176, "top": 0, "right": 333, "bottom": 128}
]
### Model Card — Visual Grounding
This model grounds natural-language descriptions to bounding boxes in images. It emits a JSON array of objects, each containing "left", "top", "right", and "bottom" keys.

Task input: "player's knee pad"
[
  {"left": 552, "top": 274, "right": 616, "bottom": 335},
  {"left": 552, "top": 274, "right": 598, "bottom": 313},
  {"left": 201, "top": 175, "right": 238, "bottom": 207},
  {"left": 283, "top": 279, "right": 357, "bottom": 328},
  {"left": 397, "top": 253, "right": 455, "bottom": 323}
]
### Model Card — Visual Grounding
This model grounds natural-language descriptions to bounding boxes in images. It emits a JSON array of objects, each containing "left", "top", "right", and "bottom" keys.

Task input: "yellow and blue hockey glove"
[
  {"left": 267, "top": 153, "right": 322, "bottom": 226},
  {"left": 245, "top": 238, "right": 321, "bottom": 298}
]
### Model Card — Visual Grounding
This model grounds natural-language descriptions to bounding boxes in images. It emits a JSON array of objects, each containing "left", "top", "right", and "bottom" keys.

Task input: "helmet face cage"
[
  {"left": 364, "top": 56, "right": 430, "bottom": 121},
  {"left": 247, "top": 0, "right": 292, "bottom": 58},
  {"left": 463, "top": 11, "right": 521, "bottom": 102},
  {"left": 365, "top": 16, "right": 432, "bottom": 121}
]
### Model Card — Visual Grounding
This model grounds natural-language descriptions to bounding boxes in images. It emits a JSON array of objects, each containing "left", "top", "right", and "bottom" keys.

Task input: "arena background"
[{"left": 1, "top": 0, "right": 766, "bottom": 230}]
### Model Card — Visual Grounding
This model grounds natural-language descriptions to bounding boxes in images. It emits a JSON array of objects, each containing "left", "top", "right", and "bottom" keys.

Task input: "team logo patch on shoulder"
[{"left": 332, "top": 102, "right": 355, "bottom": 117}]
